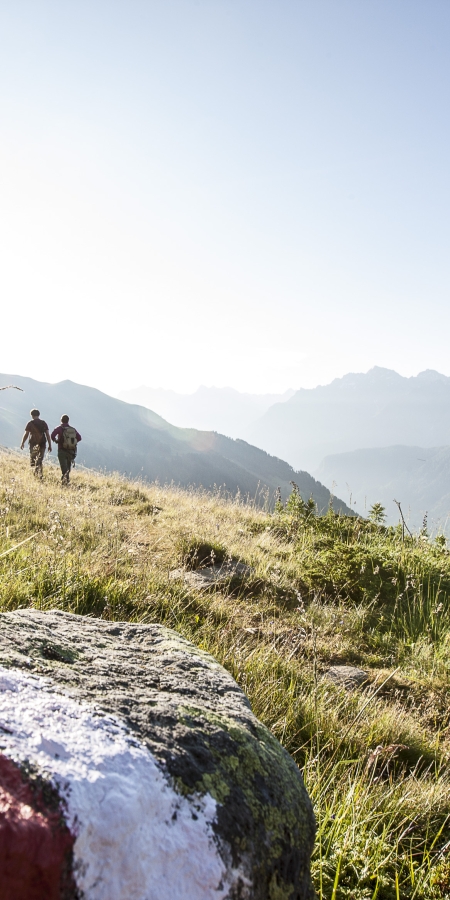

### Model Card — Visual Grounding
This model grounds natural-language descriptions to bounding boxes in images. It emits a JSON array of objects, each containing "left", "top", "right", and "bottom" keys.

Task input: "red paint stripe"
[{"left": 0, "top": 754, "right": 77, "bottom": 900}]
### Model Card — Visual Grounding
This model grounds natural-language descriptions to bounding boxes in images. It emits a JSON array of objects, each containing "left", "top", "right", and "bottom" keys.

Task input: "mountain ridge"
[
  {"left": 247, "top": 366, "right": 450, "bottom": 471},
  {"left": 0, "top": 373, "right": 351, "bottom": 514}
]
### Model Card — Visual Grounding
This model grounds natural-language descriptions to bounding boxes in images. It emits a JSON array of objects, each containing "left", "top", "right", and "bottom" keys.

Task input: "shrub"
[{"left": 176, "top": 536, "right": 228, "bottom": 570}]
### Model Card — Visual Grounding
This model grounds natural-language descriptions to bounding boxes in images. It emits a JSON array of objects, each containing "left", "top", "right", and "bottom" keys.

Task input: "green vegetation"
[
  {"left": 1, "top": 448, "right": 450, "bottom": 899},
  {"left": 176, "top": 535, "right": 228, "bottom": 569}
]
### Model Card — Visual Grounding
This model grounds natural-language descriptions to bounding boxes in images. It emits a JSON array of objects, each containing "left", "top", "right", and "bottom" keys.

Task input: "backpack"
[{"left": 61, "top": 425, "right": 78, "bottom": 456}]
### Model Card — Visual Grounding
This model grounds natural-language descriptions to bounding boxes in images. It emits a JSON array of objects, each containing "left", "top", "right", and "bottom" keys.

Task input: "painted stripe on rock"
[
  {"left": 0, "top": 666, "right": 244, "bottom": 900},
  {"left": 0, "top": 753, "right": 77, "bottom": 900}
]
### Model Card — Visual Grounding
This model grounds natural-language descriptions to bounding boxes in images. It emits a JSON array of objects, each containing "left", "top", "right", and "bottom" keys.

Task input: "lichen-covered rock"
[{"left": 0, "top": 610, "right": 315, "bottom": 900}]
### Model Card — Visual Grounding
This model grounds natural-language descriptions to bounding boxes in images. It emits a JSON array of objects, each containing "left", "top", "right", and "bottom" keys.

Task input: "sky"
[{"left": 1, "top": 0, "right": 450, "bottom": 396}]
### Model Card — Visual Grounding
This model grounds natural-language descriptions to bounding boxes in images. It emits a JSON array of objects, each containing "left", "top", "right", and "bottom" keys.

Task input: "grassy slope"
[{"left": 1, "top": 449, "right": 450, "bottom": 899}]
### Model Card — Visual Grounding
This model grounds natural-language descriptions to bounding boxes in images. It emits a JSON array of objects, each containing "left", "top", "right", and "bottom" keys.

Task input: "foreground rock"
[{"left": 0, "top": 610, "right": 315, "bottom": 900}]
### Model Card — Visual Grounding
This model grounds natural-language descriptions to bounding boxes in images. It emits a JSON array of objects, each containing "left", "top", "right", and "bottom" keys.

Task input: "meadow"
[{"left": 1, "top": 447, "right": 450, "bottom": 899}]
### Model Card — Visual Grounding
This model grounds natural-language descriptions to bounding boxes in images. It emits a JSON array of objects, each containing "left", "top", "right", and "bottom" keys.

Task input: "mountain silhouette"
[
  {"left": 0, "top": 373, "right": 351, "bottom": 513},
  {"left": 247, "top": 367, "right": 450, "bottom": 472}
]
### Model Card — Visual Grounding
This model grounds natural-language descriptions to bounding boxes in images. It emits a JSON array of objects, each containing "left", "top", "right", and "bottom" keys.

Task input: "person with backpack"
[
  {"left": 51, "top": 415, "right": 82, "bottom": 485},
  {"left": 20, "top": 409, "right": 52, "bottom": 478}
]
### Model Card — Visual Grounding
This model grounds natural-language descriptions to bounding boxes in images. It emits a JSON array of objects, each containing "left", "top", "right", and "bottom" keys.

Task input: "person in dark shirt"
[
  {"left": 20, "top": 409, "right": 52, "bottom": 478},
  {"left": 51, "top": 415, "right": 82, "bottom": 485}
]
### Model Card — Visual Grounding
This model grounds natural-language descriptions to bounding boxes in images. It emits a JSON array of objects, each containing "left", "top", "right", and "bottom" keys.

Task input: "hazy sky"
[{"left": 1, "top": 1, "right": 450, "bottom": 394}]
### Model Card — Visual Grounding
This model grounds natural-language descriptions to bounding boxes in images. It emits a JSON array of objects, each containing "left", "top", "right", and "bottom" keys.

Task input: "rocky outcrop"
[{"left": 0, "top": 610, "right": 315, "bottom": 899}]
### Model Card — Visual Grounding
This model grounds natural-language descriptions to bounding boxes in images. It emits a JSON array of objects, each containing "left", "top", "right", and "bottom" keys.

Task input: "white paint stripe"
[{"left": 0, "top": 666, "right": 246, "bottom": 900}]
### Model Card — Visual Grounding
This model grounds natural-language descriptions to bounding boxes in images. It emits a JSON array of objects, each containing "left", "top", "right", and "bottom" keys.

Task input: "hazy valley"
[
  {"left": 119, "top": 368, "right": 450, "bottom": 534},
  {"left": 118, "top": 384, "right": 294, "bottom": 438}
]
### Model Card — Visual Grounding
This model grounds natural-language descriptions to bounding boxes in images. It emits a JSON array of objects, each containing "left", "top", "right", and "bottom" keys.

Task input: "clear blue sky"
[{"left": 1, "top": 1, "right": 449, "bottom": 394}]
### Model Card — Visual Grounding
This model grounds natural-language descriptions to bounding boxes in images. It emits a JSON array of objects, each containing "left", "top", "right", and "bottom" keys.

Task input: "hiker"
[
  {"left": 51, "top": 415, "right": 82, "bottom": 485},
  {"left": 20, "top": 409, "right": 52, "bottom": 478}
]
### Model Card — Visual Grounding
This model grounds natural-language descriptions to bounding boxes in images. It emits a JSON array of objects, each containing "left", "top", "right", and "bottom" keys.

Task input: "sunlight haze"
[{"left": 1, "top": 1, "right": 449, "bottom": 394}]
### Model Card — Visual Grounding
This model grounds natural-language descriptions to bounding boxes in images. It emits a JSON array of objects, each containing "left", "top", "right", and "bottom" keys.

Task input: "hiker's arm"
[
  {"left": 51, "top": 427, "right": 59, "bottom": 444},
  {"left": 20, "top": 429, "right": 28, "bottom": 450},
  {"left": 75, "top": 430, "right": 82, "bottom": 442},
  {"left": 45, "top": 430, "right": 52, "bottom": 452}
]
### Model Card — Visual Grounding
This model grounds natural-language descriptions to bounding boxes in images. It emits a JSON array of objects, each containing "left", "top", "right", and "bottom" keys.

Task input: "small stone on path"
[
  {"left": 170, "top": 559, "right": 253, "bottom": 589},
  {"left": 326, "top": 665, "right": 368, "bottom": 690}
]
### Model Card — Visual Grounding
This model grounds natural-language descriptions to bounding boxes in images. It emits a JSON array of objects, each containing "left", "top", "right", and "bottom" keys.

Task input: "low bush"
[{"left": 176, "top": 535, "right": 228, "bottom": 569}]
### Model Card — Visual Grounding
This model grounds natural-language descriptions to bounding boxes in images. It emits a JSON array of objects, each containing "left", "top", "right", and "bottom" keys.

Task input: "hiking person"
[
  {"left": 51, "top": 415, "right": 82, "bottom": 485},
  {"left": 20, "top": 409, "right": 52, "bottom": 478}
]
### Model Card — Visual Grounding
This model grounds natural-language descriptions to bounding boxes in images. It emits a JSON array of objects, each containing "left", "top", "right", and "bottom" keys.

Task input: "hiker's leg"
[
  {"left": 30, "top": 445, "right": 39, "bottom": 474},
  {"left": 58, "top": 450, "right": 70, "bottom": 483},
  {"left": 35, "top": 446, "right": 45, "bottom": 479}
]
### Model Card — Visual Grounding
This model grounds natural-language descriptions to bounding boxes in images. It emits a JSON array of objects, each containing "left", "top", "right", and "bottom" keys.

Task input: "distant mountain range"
[
  {"left": 316, "top": 445, "right": 450, "bottom": 533},
  {"left": 247, "top": 367, "right": 450, "bottom": 472},
  {"left": 118, "top": 385, "right": 294, "bottom": 439},
  {"left": 0, "top": 374, "right": 351, "bottom": 514}
]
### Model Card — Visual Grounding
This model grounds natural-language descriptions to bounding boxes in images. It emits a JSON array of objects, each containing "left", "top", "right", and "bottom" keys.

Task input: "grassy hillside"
[
  {"left": 1, "top": 450, "right": 450, "bottom": 899},
  {"left": 0, "top": 372, "right": 351, "bottom": 513}
]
